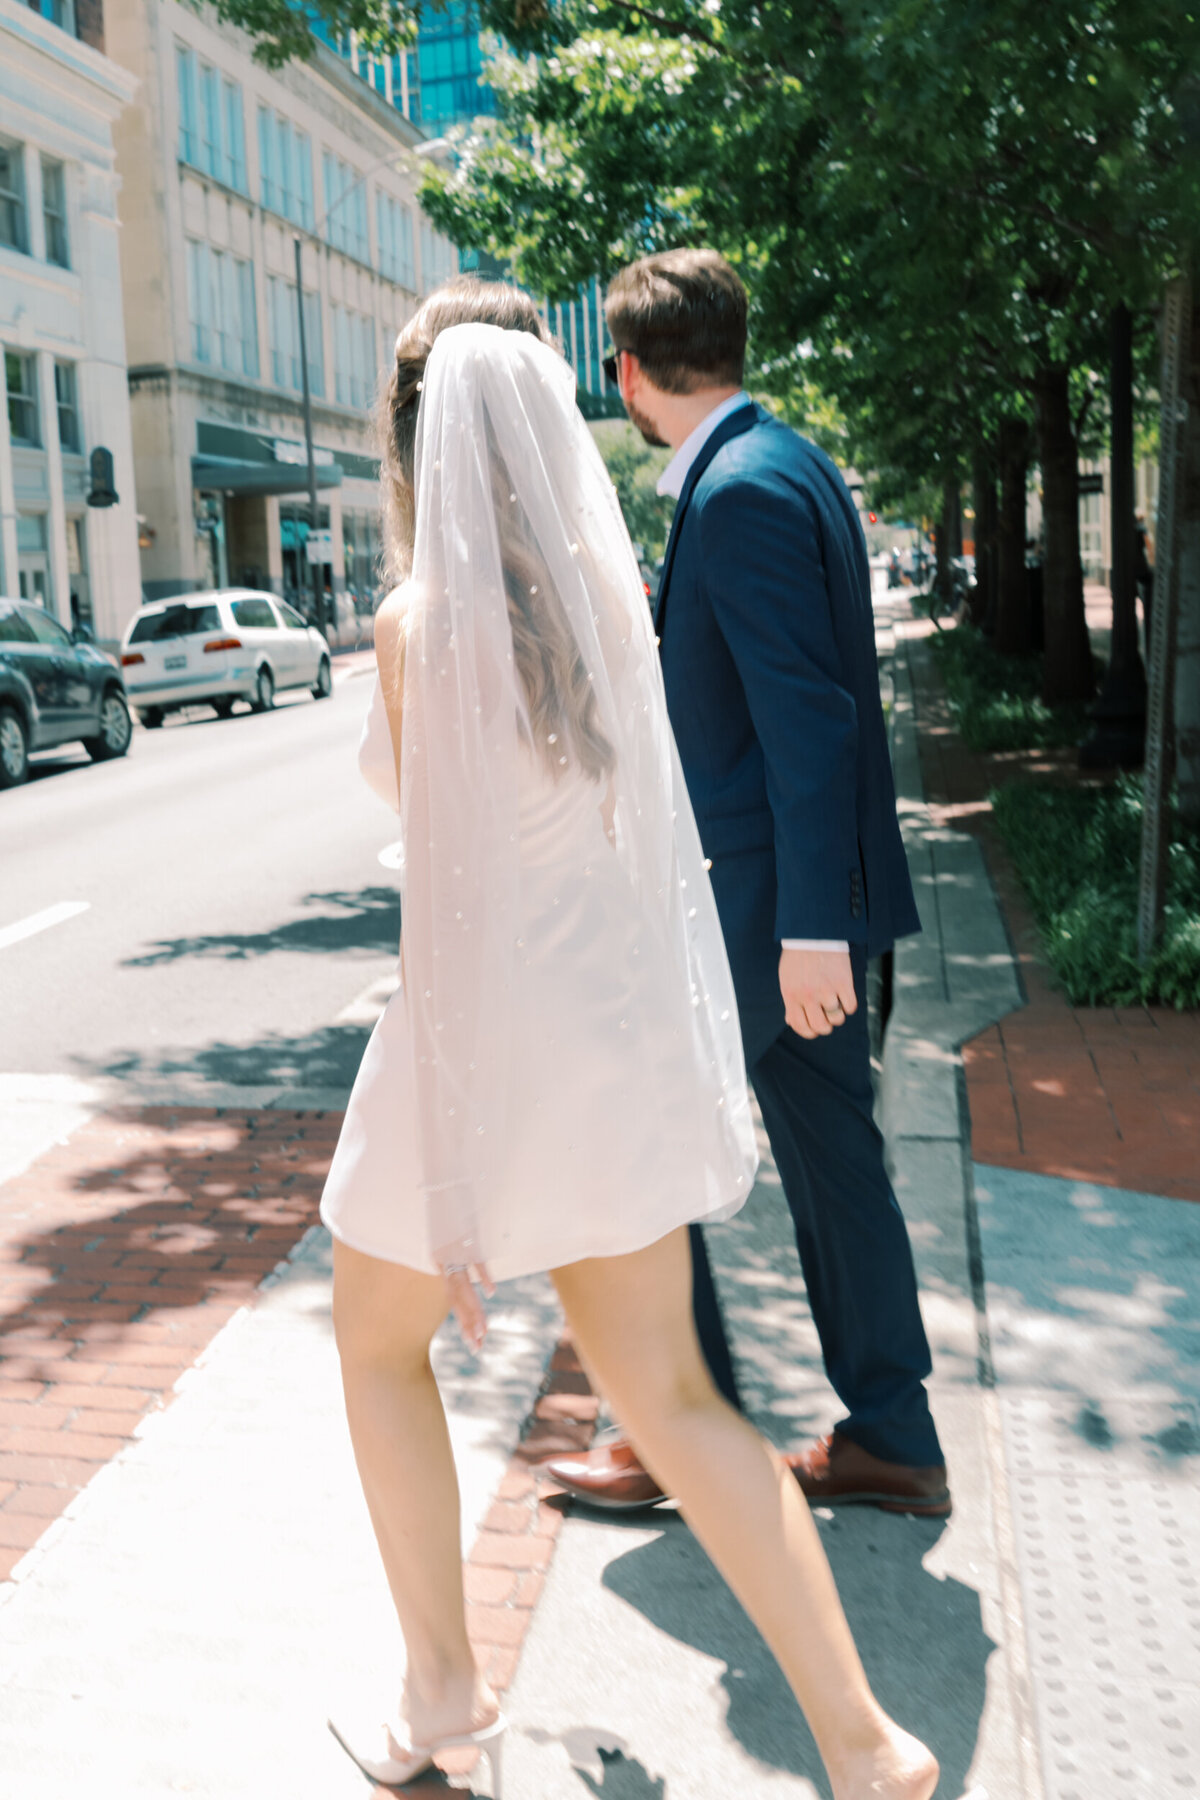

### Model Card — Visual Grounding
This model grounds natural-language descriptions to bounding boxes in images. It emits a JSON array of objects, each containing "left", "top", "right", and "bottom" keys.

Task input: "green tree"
[
  {"left": 591, "top": 422, "right": 674, "bottom": 562},
  {"left": 409, "top": 0, "right": 1198, "bottom": 703},
  {"left": 222, "top": 0, "right": 1200, "bottom": 708}
]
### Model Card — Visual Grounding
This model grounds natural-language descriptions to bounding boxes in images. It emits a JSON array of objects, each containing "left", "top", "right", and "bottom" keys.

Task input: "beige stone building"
[
  {"left": 105, "top": 0, "right": 458, "bottom": 633},
  {"left": 0, "top": 0, "right": 141, "bottom": 640}
]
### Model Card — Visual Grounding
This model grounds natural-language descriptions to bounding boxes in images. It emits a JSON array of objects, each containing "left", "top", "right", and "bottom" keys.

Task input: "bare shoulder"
[
  {"left": 374, "top": 583, "right": 412, "bottom": 659},
  {"left": 375, "top": 583, "right": 413, "bottom": 697}
]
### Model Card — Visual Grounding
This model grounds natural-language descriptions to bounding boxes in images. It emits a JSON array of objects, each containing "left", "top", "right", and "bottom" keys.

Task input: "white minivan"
[{"left": 120, "top": 590, "right": 332, "bottom": 727}]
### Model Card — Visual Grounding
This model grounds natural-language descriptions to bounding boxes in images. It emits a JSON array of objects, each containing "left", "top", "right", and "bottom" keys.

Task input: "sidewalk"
[{"left": 1, "top": 602, "right": 1196, "bottom": 1798}]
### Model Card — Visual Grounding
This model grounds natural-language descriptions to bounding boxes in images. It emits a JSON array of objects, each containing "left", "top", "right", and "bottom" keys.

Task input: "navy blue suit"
[{"left": 658, "top": 402, "right": 942, "bottom": 1467}]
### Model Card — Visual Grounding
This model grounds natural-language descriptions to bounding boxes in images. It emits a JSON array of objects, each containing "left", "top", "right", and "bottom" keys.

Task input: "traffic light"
[{"left": 868, "top": 511, "right": 878, "bottom": 524}]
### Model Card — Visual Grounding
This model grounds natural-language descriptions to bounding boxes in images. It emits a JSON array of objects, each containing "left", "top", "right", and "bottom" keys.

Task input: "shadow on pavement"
[
  {"left": 602, "top": 1511, "right": 989, "bottom": 1799},
  {"left": 79, "top": 1020, "right": 374, "bottom": 1091},
  {"left": 0, "top": 1112, "right": 338, "bottom": 1427},
  {"left": 122, "top": 885, "right": 400, "bottom": 967}
]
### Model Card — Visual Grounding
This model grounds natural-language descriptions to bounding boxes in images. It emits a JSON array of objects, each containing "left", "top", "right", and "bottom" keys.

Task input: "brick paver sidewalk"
[
  {"left": 910, "top": 623, "right": 1200, "bottom": 1201},
  {"left": 0, "top": 1107, "right": 340, "bottom": 1577}
]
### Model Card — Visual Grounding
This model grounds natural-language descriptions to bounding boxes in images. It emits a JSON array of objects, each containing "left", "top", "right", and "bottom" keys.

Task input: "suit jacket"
[{"left": 656, "top": 402, "right": 920, "bottom": 1035}]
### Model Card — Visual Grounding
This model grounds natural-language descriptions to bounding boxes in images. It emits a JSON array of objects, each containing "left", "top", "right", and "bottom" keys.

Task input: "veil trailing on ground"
[{"left": 399, "top": 322, "right": 755, "bottom": 1272}]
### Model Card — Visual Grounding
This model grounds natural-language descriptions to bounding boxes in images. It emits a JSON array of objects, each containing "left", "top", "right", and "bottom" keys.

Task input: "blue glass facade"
[{"left": 416, "top": 3, "right": 496, "bottom": 128}]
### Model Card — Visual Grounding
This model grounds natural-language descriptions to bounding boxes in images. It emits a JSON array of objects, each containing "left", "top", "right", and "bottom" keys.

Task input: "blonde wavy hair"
[{"left": 378, "top": 277, "right": 614, "bottom": 783}]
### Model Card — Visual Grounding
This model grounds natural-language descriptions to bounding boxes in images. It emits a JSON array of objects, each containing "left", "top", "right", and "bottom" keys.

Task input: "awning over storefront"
[{"left": 191, "top": 456, "right": 344, "bottom": 497}]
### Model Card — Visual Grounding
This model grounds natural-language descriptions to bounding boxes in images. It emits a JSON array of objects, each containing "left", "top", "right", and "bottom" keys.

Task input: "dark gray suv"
[{"left": 0, "top": 598, "right": 132, "bottom": 789}]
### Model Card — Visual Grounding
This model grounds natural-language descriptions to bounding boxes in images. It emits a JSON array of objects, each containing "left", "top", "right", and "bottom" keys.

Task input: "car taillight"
[
  {"left": 203, "top": 637, "right": 242, "bottom": 653},
  {"left": 121, "top": 652, "right": 145, "bottom": 666}
]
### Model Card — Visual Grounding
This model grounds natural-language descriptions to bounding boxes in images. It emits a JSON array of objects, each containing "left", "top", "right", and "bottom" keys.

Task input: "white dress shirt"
[{"left": 656, "top": 391, "right": 848, "bottom": 958}]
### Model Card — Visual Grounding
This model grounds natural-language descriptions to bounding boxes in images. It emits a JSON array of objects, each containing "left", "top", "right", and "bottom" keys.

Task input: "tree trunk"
[
  {"left": 972, "top": 445, "right": 998, "bottom": 630},
  {"left": 1035, "top": 365, "right": 1095, "bottom": 703},
  {"left": 994, "top": 416, "right": 1032, "bottom": 654},
  {"left": 1080, "top": 305, "right": 1147, "bottom": 768},
  {"left": 934, "top": 479, "right": 953, "bottom": 600},
  {"left": 1177, "top": 289, "right": 1200, "bottom": 827}
]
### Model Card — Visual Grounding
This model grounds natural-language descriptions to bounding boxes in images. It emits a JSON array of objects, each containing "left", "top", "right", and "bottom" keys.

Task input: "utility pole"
[{"left": 293, "top": 233, "right": 325, "bottom": 638}]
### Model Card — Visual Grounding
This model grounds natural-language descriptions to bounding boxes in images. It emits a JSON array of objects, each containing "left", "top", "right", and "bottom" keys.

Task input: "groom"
[{"left": 548, "top": 249, "right": 949, "bottom": 1514}]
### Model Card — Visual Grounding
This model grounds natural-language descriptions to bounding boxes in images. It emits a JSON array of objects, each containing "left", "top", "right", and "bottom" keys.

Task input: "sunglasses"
[{"left": 602, "top": 347, "right": 625, "bottom": 387}]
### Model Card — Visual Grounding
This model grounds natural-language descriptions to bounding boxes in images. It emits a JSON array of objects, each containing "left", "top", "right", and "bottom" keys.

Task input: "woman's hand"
[{"left": 442, "top": 1262, "right": 496, "bottom": 1354}]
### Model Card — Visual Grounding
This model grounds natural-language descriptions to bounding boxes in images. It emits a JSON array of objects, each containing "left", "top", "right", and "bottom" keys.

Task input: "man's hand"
[{"left": 779, "top": 946, "right": 858, "bottom": 1040}]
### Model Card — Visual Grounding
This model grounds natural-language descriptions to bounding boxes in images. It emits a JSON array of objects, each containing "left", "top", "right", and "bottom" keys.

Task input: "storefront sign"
[{"left": 305, "top": 530, "right": 334, "bottom": 562}]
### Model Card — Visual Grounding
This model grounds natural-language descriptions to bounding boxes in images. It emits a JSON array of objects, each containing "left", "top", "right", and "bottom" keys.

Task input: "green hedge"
[
  {"left": 928, "top": 624, "right": 1090, "bottom": 753},
  {"left": 991, "top": 780, "right": 1200, "bottom": 1007}
]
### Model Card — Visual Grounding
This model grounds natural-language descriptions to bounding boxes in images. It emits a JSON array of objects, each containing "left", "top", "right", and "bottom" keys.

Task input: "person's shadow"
[{"left": 600, "top": 1508, "right": 991, "bottom": 1798}]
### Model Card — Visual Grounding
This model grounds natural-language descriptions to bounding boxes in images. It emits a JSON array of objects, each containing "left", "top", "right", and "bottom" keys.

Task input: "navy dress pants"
[{"left": 690, "top": 947, "right": 944, "bottom": 1469}]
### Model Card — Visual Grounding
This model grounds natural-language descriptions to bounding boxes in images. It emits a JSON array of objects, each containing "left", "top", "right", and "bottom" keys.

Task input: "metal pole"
[
  {"left": 1137, "top": 270, "right": 1191, "bottom": 963},
  {"left": 293, "top": 233, "right": 325, "bottom": 639}
]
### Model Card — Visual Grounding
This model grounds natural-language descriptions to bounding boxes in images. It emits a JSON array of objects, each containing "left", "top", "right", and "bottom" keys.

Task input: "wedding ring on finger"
[{"left": 823, "top": 1002, "right": 845, "bottom": 1022}]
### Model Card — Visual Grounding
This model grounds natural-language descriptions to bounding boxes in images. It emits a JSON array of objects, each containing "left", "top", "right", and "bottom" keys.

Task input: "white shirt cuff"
[{"left": 781, "top": 939, "right": 850, "bottom": 953}]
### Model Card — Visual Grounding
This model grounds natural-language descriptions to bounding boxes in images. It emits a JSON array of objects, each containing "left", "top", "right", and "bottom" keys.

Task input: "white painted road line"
[{"left": 0, "top": 900, "right": 91, "bottom": 952}]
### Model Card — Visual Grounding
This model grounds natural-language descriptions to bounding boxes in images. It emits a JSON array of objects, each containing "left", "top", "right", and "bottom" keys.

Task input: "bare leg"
[
  {"left": 552, "top": 1229, "right": 940, "bottom": 1800},
  {"left": 331, "top": 1238, "right": 497, "bottom": 1745}
]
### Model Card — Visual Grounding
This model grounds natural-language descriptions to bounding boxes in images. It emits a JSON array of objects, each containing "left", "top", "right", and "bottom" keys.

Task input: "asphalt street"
[{"left": 0, "top": 660, "right": 398, "bottom": 1094}]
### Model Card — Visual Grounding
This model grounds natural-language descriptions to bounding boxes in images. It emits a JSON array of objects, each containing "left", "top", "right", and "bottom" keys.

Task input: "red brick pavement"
[
  {"left": 911, "top": 623, "right": 1200, "bottom": 1201},
  {"left": 0, "top": 1106, "right": 340, "bottom": 1580}
]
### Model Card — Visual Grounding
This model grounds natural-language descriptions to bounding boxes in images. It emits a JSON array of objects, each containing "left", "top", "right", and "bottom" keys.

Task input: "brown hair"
[
  {"left": 378, "top": 275, "right": 613, "bottom": 783},
  {"left": 605, "top": 249, "right": 747, "bottom": 394}
]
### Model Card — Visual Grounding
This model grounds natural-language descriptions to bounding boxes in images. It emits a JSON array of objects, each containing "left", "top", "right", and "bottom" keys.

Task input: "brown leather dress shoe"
[
  {"left": 542, "top": 1433, "right": 666, "bottom": 1511},
  {"left": 786, "top": 1431, "right": 951, "bottom": 1516}
]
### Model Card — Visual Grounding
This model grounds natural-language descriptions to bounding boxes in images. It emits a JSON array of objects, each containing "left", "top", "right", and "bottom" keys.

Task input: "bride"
[{"left": 320, "top": 278, "right": 954, "bottom": 1800}]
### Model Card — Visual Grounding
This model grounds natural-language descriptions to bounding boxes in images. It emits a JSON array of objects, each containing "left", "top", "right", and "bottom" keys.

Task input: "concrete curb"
[{"left": 880, "top": 614, "right": 1044, "bottom": 1800}]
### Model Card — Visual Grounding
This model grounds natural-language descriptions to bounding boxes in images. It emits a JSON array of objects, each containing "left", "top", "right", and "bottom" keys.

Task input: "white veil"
[{"left": 400, "top": 321, "right": 755, "bottom": 1272}]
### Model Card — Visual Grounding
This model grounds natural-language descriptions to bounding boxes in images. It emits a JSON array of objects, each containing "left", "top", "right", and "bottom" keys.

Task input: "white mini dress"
[{"left": 319, "top": 677, "right": 756, "bottom": 1282}]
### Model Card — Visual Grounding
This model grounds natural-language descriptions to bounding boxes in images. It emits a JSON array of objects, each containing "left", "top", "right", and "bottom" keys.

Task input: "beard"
[{"left": 624, "top": 394, "right": 669, "bottom": 449}]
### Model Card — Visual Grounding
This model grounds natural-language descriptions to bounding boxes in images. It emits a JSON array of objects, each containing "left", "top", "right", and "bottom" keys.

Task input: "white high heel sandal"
[{"left": 328, "top": 1711, "right": 507, "bottom": 1795}]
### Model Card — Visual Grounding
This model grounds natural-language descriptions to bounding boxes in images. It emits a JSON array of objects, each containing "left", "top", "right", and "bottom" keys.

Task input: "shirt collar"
[{"left": 656, "top": 392, "right": 752, "bottom": 499}]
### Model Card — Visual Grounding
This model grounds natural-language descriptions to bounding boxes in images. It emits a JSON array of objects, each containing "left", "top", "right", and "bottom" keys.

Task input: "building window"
[
  {"left": 41, "top": 158, "right": 68, "bottom": 268},
  {"left": 296, "top": 131, "right": 314, "bottom": 230},
  {"left": 54, "top": 360, "right": 80, "bottom": 451},
  {"left": 259, "top": 111, "right": 313, "bottom": 229},
  {"left": 377, "top": 192, "right": 415, "bottom": 289},
  {"left": 322, "top": 151, "right": 369, "bottom": 262},
  {"left": 200, "top": 65, "right": 221, "bottom": 179},
  {"left": 224, "top": 80, "right": 247, "bottom": 191},
  {"left": 419, "top": 218, "right": 456, "bottom": 293},
  {"left": 27, "top": 0, "right": 76, "bottom": 29},
  {"left": 177, "top": 45, "right": 198, "bottom": 164},
  {"left": 332, "top": 304, "right": 376, "bottom": 410},
  {"left": 186, "top": 240, "right": 258, "bottom": 377},
  {"left": 176, "top": 45, "right": 247, "bottom": 192},
  {"left": 267, "top": 275, "right": 322, "bottom": 397},
  {"left": 341, "top": 507, "right": 382, "bottom": 611},
  {"left": 0, "top": 141, "right": 27, "bottom": 254},
  {"left": 5, "top": 351, "right": 39, "bottom": 447}
]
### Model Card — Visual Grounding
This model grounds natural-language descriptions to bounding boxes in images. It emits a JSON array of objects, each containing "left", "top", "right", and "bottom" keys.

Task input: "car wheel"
[
  {"left": 312, "top": 656, "right": 332, "bottom": 700},
  {"left": 138, "top": 707, "right": 165, "bottom": 729},
  {"left": 0, "top": 706, "right": 29, "bottom": 789},
  {"left": 212, "top": 696, "right": 237, "bottom": 719},
  {"left": 84, "top": 689, "right": 134, "bottom": 762},
  {"left": 250, "top": 665, "right": 275, "bottom": 713}
]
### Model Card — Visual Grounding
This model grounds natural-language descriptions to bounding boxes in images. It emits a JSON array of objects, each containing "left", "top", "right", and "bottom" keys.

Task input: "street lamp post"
[{"left": 289, "top": 136, "right": 449, "bottom": 642}]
